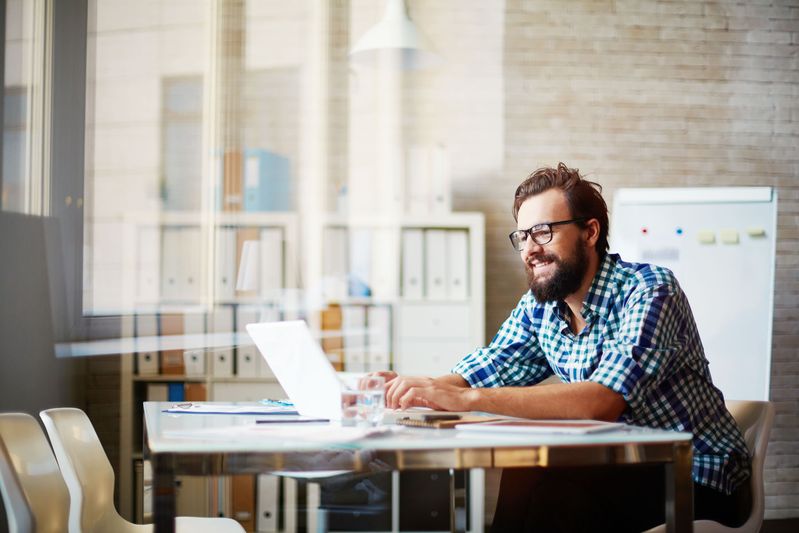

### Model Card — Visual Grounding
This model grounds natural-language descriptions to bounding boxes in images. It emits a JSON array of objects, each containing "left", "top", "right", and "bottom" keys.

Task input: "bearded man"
[{"left": 375, "top": 163, "right": 752, "bottom": 532}]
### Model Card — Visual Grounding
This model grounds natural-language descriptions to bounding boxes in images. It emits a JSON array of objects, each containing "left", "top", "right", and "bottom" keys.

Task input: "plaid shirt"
[{"left": 453, "top": 253, "right": 750, "bottom": 494}]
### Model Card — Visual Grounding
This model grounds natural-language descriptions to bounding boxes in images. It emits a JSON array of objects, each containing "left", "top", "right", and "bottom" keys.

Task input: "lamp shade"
[{"left": 349, "top": 0, "right": 439, "bottom": 70}]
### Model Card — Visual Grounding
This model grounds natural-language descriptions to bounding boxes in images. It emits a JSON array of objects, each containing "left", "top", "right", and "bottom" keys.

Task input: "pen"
[
  {"left": 256, "top": 418, "right": 329, "bottom": 424},
  {"left": 260, "top": 399, "right": 294, "bottom": 407}
]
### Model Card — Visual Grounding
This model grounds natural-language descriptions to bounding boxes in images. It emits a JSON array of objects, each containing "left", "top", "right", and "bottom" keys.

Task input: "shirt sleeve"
[
  {"left": 588, "top": 283, "right": 690, "bottom": 412},
  {"left": 452, "top": 292, "right": 554, "bottom": 388}
]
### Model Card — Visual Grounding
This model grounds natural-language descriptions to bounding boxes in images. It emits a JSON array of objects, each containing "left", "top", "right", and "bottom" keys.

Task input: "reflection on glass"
[
  {"left": 3, "top": 0, "right": 35, "bottom": 213},
  {"left": 83, "top": 0, "right": 309, "bottom": 316}
]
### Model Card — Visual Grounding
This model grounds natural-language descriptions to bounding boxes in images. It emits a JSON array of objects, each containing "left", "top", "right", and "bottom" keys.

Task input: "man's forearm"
[
  {"left": 462, "top": 381, "right": 627, "bottom": 421},
  {"left": 434, "top": 373, "right": 470, "bottom": 387}
]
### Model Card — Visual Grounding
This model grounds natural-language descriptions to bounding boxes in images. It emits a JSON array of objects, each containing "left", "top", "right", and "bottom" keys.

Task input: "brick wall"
[{"left": 478, "top": 0, "right": 798, "bottom": 519}]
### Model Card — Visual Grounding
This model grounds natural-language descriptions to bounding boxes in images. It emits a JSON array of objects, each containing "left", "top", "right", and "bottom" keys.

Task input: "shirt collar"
[{"left": 581, "top": 253, "right": 619, "bottom": 319}]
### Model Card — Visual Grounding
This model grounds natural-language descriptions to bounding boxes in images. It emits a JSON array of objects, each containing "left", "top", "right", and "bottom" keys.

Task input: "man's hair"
[{"left": 512, "top": 162, "right": 609, "bottom": 256}]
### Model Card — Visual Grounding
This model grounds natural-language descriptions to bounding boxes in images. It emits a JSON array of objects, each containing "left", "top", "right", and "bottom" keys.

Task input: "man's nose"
[{"left": 521, "top": 236, "right": 543, "bottom": 260}]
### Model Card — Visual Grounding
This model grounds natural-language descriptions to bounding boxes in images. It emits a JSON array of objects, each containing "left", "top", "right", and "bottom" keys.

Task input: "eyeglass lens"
[{"left": 512, "top": 226, "right": 552, "bottom": 250}]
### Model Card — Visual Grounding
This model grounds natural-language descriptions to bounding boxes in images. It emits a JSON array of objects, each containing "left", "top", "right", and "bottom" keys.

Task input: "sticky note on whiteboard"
[
  {"left": 697, "top": 230, "right": 716, "bottom": 244},
  {"left": 720, "top": 229, "right": 739, "bottom": 245},
  {"left": 747, "top": 227, "right": 766, "bottom": 238}
]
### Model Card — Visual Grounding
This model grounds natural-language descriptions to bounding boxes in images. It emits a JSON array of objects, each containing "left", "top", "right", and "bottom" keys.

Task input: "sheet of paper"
[
  {"left": 163, "top": 403, "right": 298, "bottom": 415},
  {"left": 455, "top": 419, "right": 625, "bottom": 435}
]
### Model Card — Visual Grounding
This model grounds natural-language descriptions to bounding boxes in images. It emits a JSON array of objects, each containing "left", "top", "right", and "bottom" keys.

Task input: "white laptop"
[
  {"left": 246, "top": 320, "right": 456, "bottom": 423},
  {"left": 246, "top": 320, "right": 344, "bottom": 421}
]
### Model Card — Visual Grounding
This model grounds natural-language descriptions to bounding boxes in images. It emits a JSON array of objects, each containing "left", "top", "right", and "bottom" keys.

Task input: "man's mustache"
[{"left": 526, "top": 253, "right": 558, "bottom": 269}]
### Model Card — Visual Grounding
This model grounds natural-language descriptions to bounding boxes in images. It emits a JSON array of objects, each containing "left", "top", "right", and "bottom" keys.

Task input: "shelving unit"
[{"left": 317, "top": 212, "right": 485, "bottom": 377}]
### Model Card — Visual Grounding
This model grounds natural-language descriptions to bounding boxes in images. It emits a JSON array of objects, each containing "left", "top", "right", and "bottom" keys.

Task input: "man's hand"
[
  {"left": 365, "top": 371, "right": 398, "bottom": 386},
  {"left": 385, "top": 375, "right": 473, "bottom": 411}
]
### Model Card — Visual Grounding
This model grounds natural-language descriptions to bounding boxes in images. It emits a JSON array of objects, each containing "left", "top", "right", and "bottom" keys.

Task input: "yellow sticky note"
[
  {"left": 719, "top": 229, "right": 739, "bottom": 245},
  {"left": 697, "top": 230, "right": 715, "bottom": 245},
  {"left": 747, "top": 227, "right": 766, "bottom": 238}
]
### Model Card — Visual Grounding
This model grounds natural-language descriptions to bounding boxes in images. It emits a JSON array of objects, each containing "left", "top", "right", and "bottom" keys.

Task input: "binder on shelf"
[
  {"left": 446, "top": 230, "right": 469, "bottom": 300},
  {"left": 348, "top": 228, "right": 372, "bottom": 297},
  {"left": 424, "top": 230, "right": 448, "bottom": 300},
  {"left": 210, "top": 307, "right": 234, "bottom": 377},
  {"left": 260, "top": 227, "right": 284, "bottom": 300},
  {"left": 183, "top": 350, "right": 205, "bottom": 376},
  {"left": 256, "top": 474, "right": 280, "bottom": 532},
  {"left": 236, "top": 227, "right": 261, "bottom": 298},
  {"left": 167, "top": 382, "right": 185, "bottom": 402},
  {"left": 159, "top": 314, "right": 185, "bottom": 375},
  {"left": 176, "top": 476, "right": 210, "bottom": 518},
  {"left": 231, "top": 475, "right": 256, "bottom": 531},
  {"left": 135, "top": 314, "right": 159, "bottom": 375},
  {"left": 235, "top": 349, "right": 257, "bottom": 379},
  {"left": 216, "top": 227, "right": 237, "bottom": 301},
  {"left": 236, "top": 306, "right": 260, "bottom": 378},
  {"left": 146, "top": 383, "right": 168, "bottom": 402},
  {"left": 210, "top": 347, "right": 233, "bottom": 378},
  {"left": 366, "top": 305, "right": 392, "bottom": 371},
  {"left": 401, "top": 229, "right": 424, "bottom": 300},
  {"left": 142, "top": 460, "right": 153, "bottom": 522},
  {"left": 184, "top": 383, "right": 207, "bottom": 401},
  {"left": 180, "top": 227, "right": 202, "bottom": 302},
  {"left": 183, "top": 312, "right": 206, "bottom": 376},
  {"left": 321, "top": 305, "right": 344, "bottom": 370},
  {"left": 222, "top": 149, "right": 244, "bottom": 211},
  {"left": 341, "top": 305, "right": 367, "bottom": 372},
  {"left": 160, "top": 227, "right": 181, "bottom": 302},
  {"left": 210, "top": 476, "right": 231, "bottom": 519},
  {"left": 322, "top": 227, "right": 348, "bottom": 301}
]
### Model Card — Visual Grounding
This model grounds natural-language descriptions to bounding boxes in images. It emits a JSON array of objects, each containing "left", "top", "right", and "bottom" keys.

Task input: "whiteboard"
[{"left": 610, "top": 188, "right": 777, "bottom": 401}]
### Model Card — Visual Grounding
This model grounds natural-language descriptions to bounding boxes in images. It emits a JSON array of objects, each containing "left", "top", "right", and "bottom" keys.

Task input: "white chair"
[
  {"left": 645, "top": 400, "right": 775, "bottom": 533},
  {"left": 40, "top": 407, "right": 244, "bottom": 533},
  {"left": 0, "top": 412, "right": 71, "bottom": 533}
]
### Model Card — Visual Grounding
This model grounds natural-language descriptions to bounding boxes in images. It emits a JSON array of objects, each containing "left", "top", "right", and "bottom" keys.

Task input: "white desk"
[{"left": 144, "top": 402, "right": 694, "bottom": 533}]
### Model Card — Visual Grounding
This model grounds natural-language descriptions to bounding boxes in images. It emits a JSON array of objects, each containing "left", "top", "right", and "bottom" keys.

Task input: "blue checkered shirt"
[{"left": 453, "top": 253, "right": 751, "bottom": 494}]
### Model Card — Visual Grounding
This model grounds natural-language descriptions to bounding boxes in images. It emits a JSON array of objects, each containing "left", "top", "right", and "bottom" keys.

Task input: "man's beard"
[{"left": 525, "top": 240, "right": 588, "bottom": 303}]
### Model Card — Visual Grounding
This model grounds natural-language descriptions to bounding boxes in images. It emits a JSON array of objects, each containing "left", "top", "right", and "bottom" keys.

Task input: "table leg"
[
  {"left": 449, "top": 469, "right": 468, "bottom": 533},
  {"left": 152, "top": 455, "right": 176, "bottom": 533},
  {"left": 665, "top": 441, "right": 693, "bottom": 533},
  {"left": 297, "top": 478, "right": 308, "bottom": 533}
]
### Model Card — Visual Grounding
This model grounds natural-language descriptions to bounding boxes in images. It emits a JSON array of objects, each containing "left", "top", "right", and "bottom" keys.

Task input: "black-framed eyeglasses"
[{"left": 508, "top": 217, "right": 588, "bottom": 251}]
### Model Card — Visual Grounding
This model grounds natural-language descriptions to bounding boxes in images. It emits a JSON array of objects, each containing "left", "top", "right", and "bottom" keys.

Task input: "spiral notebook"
[{"left": 395, "top": 414, "right": 504, "bottom": 429}]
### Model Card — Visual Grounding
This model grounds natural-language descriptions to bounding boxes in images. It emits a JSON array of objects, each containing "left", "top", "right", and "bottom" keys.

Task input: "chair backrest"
[
  {"left": 724, "top": 400, "right": 775, "bottom": 532},
  {"left": 39, "top": 407, "right": 120, "bottom": 533},
  {"left": 0, "top": 413, "right": 71, "bottom": 533}
]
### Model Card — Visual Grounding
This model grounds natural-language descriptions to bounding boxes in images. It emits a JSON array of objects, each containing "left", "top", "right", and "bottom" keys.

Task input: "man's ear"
[{"left": 584, "top": 218, "right": 600, "bottom": 248}]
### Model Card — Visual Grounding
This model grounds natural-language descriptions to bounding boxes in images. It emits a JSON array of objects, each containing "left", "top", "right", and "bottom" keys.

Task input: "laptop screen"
[{"left": 246, "top": 320, "right": 343, "bottom": 420}]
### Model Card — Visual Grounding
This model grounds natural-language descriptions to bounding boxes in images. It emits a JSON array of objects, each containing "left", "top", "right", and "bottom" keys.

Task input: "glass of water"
[
  {"left": 357, "top": 375, "right": 385, "bottom": 427},
  {"left": 341, "top": 375, "right": 385, "bottom": 427}
]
